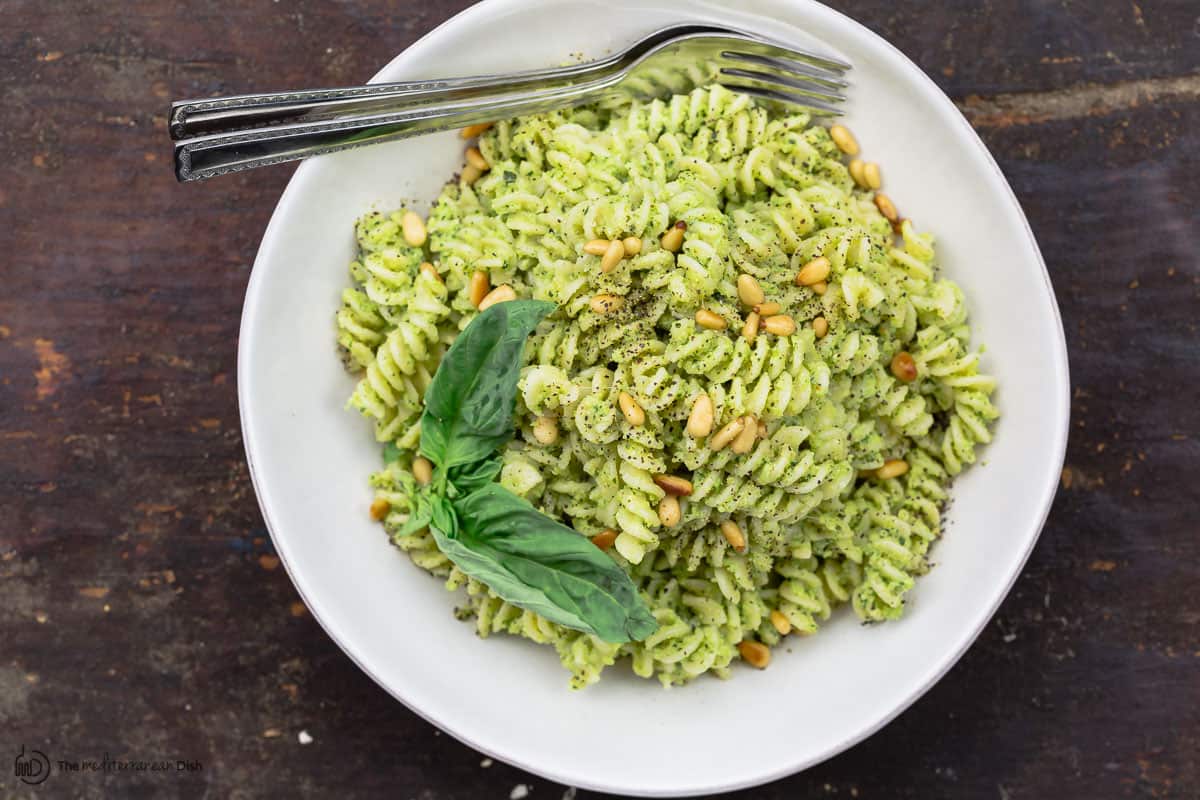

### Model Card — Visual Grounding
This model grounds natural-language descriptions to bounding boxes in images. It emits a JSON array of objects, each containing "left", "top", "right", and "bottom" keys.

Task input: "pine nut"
[
  {"left": 762, "top": 315, "right": 796, "bottom": 336},
  {"left": 478, "top": 284, "right": 515, "bottom": 311},
  {"left": 875, "top": 192, "right": 899, "bottom": 223},
  {"left": 413, "top": 457, "right": 433, "bottom": 485},
  {"left": 420, "top": 262, "right": 443, "bottom": 284},
  {"left": 795, "top": 256, "right": 831, "bottom": 286},
  {"left": 460, "top": 122, "right": 493, "bottom": 139},
  {"left": 369, "top": 498, "right": 390, "bottom": 520},
  {"left": 532, "top": 415, "right": 558, "bottom": 445},
  {"left": 661, "top": 221, "right": 686, "bottom": 253},
  {"left": 654, "top": 474, "right": 694, "bottom": 496},
  {"left": 461, "top": 164, "right": 483, "bottom": 185},
  {"left": 583, "top": 239, "right": 611, "bottom": 256},
  {"left": 742, "top": 312, "right": 760, "bottom": 343},
  {"left": 864, "top": 161, "right": 882, "bottom": 190},
  {"left": 687, "top": 394, "right": 714, "bottom": 439},
  {"left": 877, "top": 459, "right": 910, "bottom": 480},
  {"left": 753, "top": 301, "right": 781, "bottom": 317},
  {"left": 591, "top": 529, "right": 618, "bottom": 550},
  {"left": 658, "top": 495, "right": 681, "bottom": 528},
  {"left": 465, "top": 146, "right": 490, "bottom": 171},
  {"left": 468, "top": 270, "right": 489, "bottom": 308},
  {"left": 618, "top": 391, "right": 645, "bottom": 426},
  {"left": 731, "top": 415, "right": 758, "bottom": 454},
  {"left": 695, "top": 309, "right": 726, "bottom": 330},
  {"left": 848, "top": 158, "right": 867, "bottom": 187},
  {"left": 811, "top": 281, "right": 828, "bottom": 296},
  {"left": 770, "top": 609, "right": 792, "bottom": 636},
  {"left": 720, "top": 520, "right": 747, "bottom": 551},
  {"left": 709, "top": 418, "right": 746, "bottom": 451},
  {"left": 891, "top": 351, "right": 918, "bottom": 382},
  {"left": 401, "top": 211, "right": 427, "bottom": 247},
  {"left": 812, "top": 316, "right": 829, "bottom": 338},
  {"left": 622, "top": 236, "right": 643, "bottom": 256},
  {"left": 589, "top": 293, "right": 624, "bottom": 315},
  {"left": 737, "top": 274, "right": 765, "bottom": 306},
  {"left": 600, "top": 238, "right": 625, "bottom": 273},
  {"left": 757, "top": 420, "right": 768, "bottom": 439},
  {"left": 829, "top": 124, "right": 859, "bottom": 156},
  {"left": 737, "top": 639, "right": 770, "bottom": 668}
]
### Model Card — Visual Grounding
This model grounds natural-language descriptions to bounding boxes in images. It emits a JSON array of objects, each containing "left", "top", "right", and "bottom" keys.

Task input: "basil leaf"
[
  {"left": 428, "top": 493, "right": 458, "bottom": 540},
  {"left": 445, "top": 453, "right": 503, "bottom": 499},
  {"left": 382, "top": 442, "right": 402, "bottom": 464},
  {"left": 419, "top": 300, "right": 554, "bottom": 472},
  {"left": 431, "top": 483, "right": 658, "bottom": 643}
]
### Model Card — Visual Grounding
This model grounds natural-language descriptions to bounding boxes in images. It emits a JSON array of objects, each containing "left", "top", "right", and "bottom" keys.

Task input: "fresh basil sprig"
[{"left": 402, "top": 300, "right": 656, "bottom": 643}]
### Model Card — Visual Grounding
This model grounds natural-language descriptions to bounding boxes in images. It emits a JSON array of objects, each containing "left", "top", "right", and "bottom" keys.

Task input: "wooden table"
[{"left": 2, "top": 1, "right": 1197, "bottom": 797}]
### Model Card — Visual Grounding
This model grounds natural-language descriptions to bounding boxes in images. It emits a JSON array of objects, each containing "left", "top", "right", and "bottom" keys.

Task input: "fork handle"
[
  {"left": 168, "top": 25, "right": 730, "bottom": 140},
  {"left": 173, "top": 81, "right": 617, "bottom": 182},
  {"left": 166, "top": 37, "right": 670, "bottom": 141},
  {"left": 170, "top": 81, "right": 466, "bottom": 139},
  {"left": 169, "top": 64, "right": 604, "bottom": 140}
]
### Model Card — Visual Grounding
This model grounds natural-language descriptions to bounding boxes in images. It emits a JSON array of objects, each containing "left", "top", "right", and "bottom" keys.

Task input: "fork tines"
[{"left": 713, "top": 33, "right": 850, "bottom": 116}]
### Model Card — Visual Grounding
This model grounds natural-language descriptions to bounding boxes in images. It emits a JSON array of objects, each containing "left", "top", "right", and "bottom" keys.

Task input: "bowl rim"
[{"left": 237, "top": 0, "right": 1070, "bottom": 794}]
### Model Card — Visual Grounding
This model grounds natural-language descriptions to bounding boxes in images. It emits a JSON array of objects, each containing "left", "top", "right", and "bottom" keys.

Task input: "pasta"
[{"left": 339, "top": 85, "right": 999, "bottom": 687}]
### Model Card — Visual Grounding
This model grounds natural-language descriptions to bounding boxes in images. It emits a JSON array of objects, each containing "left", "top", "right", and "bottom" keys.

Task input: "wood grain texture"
[{"left": 1, "top": 1, "right": 1197, "bottom": 798}]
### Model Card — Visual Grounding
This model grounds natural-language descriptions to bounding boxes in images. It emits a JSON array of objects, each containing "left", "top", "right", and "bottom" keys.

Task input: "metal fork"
[{"left": 171, "top": 25, "right": 849, "bottom": 182}]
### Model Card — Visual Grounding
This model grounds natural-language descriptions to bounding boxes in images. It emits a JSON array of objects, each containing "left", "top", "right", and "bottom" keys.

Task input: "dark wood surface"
[{"left": 2, "top": 1, "right": 1197, "bottom": 797}]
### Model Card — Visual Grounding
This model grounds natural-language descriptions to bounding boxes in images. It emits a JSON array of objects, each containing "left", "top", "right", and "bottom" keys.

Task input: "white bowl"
[{"left": 239, "top": 0, "right": 1070, "bottom": 795}]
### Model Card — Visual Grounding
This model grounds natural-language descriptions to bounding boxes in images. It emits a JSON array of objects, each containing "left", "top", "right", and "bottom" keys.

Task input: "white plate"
[{"left": 238, "top": 0, "right": 1070, "bottom": 795}]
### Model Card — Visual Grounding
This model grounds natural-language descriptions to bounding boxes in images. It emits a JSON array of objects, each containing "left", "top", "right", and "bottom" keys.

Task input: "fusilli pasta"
[{"left": 339, "top": 85, "right": 999, "bottom": 687}]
